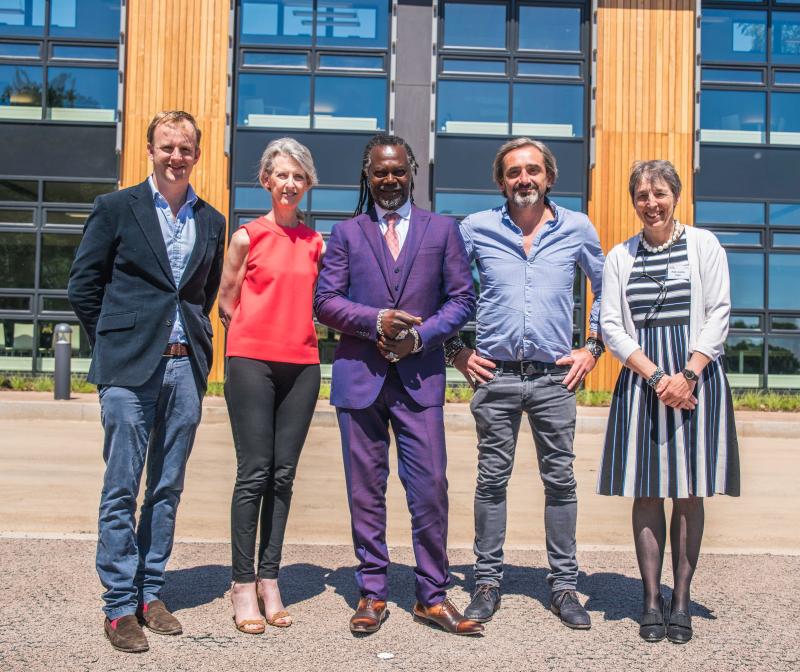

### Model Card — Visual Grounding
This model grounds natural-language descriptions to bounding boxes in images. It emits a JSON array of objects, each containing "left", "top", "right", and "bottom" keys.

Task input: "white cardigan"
[{"left": 600, "top": 226, "right": 731, "bottom": 365}]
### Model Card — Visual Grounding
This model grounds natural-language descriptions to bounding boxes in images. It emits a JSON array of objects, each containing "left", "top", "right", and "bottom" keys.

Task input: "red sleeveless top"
[{"left": 226, "top": 216, "right": 323, "bottom": 364}]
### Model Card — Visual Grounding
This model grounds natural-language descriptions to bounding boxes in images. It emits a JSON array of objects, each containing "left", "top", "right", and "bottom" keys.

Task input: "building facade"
[{"left": 0, "top": 0, "right": 797, "bottom": 391}]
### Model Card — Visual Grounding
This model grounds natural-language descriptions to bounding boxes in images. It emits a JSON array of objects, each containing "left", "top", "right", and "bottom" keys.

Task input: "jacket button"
[
  {"left": 394, "top": 268, "right": 400, "bottom": 274},
  {"left": 165, "top": 319, "right": 173, "bottom": 327}
]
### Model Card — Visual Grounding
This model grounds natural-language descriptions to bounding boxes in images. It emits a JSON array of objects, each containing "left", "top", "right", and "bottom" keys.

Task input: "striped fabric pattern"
[{"left": 627, "top": 237, "right": 690, "bottom": 328}]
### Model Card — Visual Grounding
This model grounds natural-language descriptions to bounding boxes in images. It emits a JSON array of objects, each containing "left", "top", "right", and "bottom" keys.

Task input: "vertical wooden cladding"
[
  {"left": 122, "top": 0, "right": 230, "bottom": 382},
  {"left": 587, "top": 0, "right": 697, "bottom": 391}
]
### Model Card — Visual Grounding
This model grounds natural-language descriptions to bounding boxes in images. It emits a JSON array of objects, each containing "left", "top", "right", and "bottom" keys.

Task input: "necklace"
[{"left": 640, "top": 220, "right": 683, "bottom": 254}]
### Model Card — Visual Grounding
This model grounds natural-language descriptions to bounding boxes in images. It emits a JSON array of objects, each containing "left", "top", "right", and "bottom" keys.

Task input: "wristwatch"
[
  {"left": 682, "top": 368, "right": 699, "bottom": 383},
  {"left": 584, "top": 336, "right": 605, "bottom": 359}
]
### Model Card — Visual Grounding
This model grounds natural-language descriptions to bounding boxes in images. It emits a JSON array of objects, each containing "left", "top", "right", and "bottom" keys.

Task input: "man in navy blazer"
[
  {"left": 314, "top": 134, "right": 481, "bottom": 635},
  {"left": 68, "top": 111, "right": 225, "bottom": 653}
]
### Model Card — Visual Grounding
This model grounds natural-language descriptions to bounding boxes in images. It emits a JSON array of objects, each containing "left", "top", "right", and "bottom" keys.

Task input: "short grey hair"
[
  {"left": 628, "top": 160, "right": 682, "bottom": 203},
  {"left": 258, "top": 137, "right": 318, "bottom": 186},
  {"left": 492, "top": 137, "right": 558, "bottom": 194}
]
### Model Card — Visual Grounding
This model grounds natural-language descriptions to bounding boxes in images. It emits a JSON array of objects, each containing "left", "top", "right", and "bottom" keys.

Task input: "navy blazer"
[{"left": 68, "top": 179, "right": 225, "bottom": 390}]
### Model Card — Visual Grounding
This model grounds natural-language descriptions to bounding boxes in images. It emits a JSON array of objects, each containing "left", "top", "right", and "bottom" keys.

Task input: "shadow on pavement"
[{"left": 163, "top": 564, "right": 230, "bottom": 610}]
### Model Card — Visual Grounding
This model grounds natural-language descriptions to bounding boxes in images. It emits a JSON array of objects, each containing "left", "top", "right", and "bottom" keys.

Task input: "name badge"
[{"left": 668, "top": 262, "right": 690, "bottom": 282}]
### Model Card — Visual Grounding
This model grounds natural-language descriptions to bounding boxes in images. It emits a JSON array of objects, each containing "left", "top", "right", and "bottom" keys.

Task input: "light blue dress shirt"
[
  {"left": 460, "top": 198, "right": 604, "bottom": 363},
  {"left": 375, "top": 199, "right": 412, "bottom": 251},
  {"left": 148, "top": 175, "right": 198, "bottom": 345}
]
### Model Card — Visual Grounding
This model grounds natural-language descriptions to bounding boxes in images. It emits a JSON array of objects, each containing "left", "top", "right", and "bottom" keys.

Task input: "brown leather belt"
[{"left": 163, "top": 343, "right": 190, "bottom": 358}]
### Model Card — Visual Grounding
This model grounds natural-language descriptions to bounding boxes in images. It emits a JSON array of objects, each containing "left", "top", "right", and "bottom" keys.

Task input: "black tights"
[{"left": 632, "top": 497, "right": 704, "bottom": 613}]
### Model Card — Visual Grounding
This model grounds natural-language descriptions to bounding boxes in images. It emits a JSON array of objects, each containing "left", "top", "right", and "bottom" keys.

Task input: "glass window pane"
[
  {"left": 701, "top": 67, "right": 763, "bottom": 84},
  {"left": 713, "top": 230, "right": 762, "bottom": 245},
  {"left": 442, "top": 59, "right": 505, "bottom": 75},
  {"left": 316, "top": 0, "right": 389, "bottom": 49},
  {"left": 237, "top": 73, "right": 310, "bottom": 128},
  {"left": 769, "top": 254, "right": 800, "bottom": 309},
  {"left": 731, "top": 314, "right": 761, "bottom": 329},
  {"left": 311, "top": 188, "right": 359, "bottom": 213},
  {"left": 443, "top": 2, "right": 506, "bottom": 49},
  {"left": 40, "top": 233, "right": 80, "bottom": 290},
  {"left": 553, "top": 195, "right": 583, "bottom": 212},
  {"left": 770, "top": 92, "right": 800, "bottom": 145},
  {"left": 512, "top": 83, "right": 583, "bottom": 138},
  {"left": 41, "top": 296, "right": 72, "bottom": 311},
  {"left": 44, "top": 181, "right": 113, "bottom": 203},
  {"left": 772, "top": 316, "right": 800, "bottom": 331},
  {"left": 45, "top": 209, "right": 88, "bottom": 226},
  {"left": 0, "top": 41, "right": 39, "bottom": 57},
  {"left": 51, "top": 44, "right": 118, "bottom": 61},
  {"left": 313, "top": 76, "right": 386, "bottom": 130},
  {"left": 773, "top": 12, "right": 800, "bottom": 65},
  {"left": 242, "top": 51, "right": 307, "bottom": 68},
  {"left": 727, "top": 250, "right": 764, "bottom": 309},
  {"left": 240, "top": 0, "right": 313, "bottom": 46},
  {"left": 0, "top": 231, "right": 35, "bottom": 288},
  {"left": 46, "top": 66, "right": 117, "bottom": 121},
  {"left": 437, "top": 80, "right": 508, "bottom": 135},
  {"left": 701, "top": 10, "right": 767, "bottom": 63},
  {"left": 49, "top": 0, "right": 120, "bottom": 40},
  {"left": 519, "top": 6, "right": 581, "bottom": 52},
  {"left": 695, "top": 200, "right": 764, "bottom": 225},
  {"left": 517, "top": 62, "right": 581, "bottom": 78},
  {"left": 770, "top": 202, "right": 800, "bottom": 226},
  {"left": 773, "top": 232, "right": 800, "bottom": 247},
  {"left": 0, "top": 320, "right": 34, "bottom": 371},
  {"left": 0, "top": 63, "right": 42, "bottom": 119},
  {"left": 0, "top": 0, "right": 44, "bottom": 36},
  {"left": 436, "top": 192, "right": 503, "bottom": 216},
  {"left": 319, "top": 54, "right": 383, "bottom": 70},
  {"left": 767, "top": 335, "right": 800, "bottom": 389},
  {"left": 0, "top": 295, "right": 29, "bottom": 310},
  {"left": 234, "top": 186, "right": 308, "bottom": 212},
  {"left": 775, "top": 70, "right": 800, "bottom": 85},
  {"left": 37, "top": 320, "right": 92, "bottom": 373},
  {"left": 312, "top": 217, "right": 339, "bottom": 234},
  {"left": 0, "top": 179, "right": 36, "bottom": 201},
  {"left": 700, "top": 90, "right": 765, "bottom": 143},
  {"left": 0, "top": 208, "right": 33, "bottom": 225},
  {"left": 725, "top": 335, "right": 764, "bottom": 388}
]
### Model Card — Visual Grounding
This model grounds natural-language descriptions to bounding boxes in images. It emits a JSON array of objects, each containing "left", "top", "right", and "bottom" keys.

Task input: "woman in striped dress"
[{"left": 598, "top": 160, "right": 740, "bottom": 644}]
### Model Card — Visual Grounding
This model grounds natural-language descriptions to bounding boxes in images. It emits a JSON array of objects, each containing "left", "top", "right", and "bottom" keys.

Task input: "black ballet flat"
[
  {"left": 665, "top": 600, "right": 693, "bottom": 644},
  {"left": 638, "top": 596, "right": 666, "bottom": 642}
]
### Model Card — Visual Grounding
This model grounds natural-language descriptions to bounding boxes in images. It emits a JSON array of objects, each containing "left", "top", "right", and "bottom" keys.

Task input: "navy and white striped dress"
[{"left": 597, "top": 233, "right": 740, "bottom": 498}]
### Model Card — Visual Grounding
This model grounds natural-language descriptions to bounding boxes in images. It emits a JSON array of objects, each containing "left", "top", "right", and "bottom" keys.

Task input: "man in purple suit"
[{"left": 314, "top": 134, "right": 481, "bottom": 636}]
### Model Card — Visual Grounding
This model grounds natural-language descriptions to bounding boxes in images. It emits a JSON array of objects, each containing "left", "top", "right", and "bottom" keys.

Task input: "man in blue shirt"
[{"left": 445, "top": 138, "right": 605, "bottom": 629}]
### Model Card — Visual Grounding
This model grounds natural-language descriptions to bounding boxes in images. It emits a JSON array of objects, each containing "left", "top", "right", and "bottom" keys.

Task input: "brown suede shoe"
[
  {"left": 136, "top": 599, "right": 183, "bottom": 635},
  {"left": 349, "top": 597, "right": 388, "bottom": 634},
  {"left": 413, "top": 599, "right": 484, "bottom": 636},
  {"left": 104, "top": 615, "right": 149, "bottom": 653}
]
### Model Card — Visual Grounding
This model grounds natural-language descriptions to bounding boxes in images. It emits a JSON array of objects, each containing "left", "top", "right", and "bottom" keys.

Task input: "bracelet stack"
[
  {"left": 647, "top": 367, "right": 666, "bottom": 389},
  {"left": 444, "top": 337, "right": 466, "bottom": 366}
]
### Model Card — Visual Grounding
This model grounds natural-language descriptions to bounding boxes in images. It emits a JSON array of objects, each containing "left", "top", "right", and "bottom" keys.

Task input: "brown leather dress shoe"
[
  {"left": 412, "top": 599, "right": 484, "bottom": 636},
  {"left": 104, "top": 615, "right": 149, "bottom": 653},
  {"left": 349, "top": 597, "right": 388, "bottom": 634},
  {"left": 136, "top": 599, "right": 183, "bottom": 635}
]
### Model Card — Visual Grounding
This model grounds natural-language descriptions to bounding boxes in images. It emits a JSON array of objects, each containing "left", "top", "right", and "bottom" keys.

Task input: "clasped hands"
[
  {"left": 377, "top": 309, "right": 421, "bottom": 362},
  {"left": 654, "top": 373, "right": 697, "bottom": 411}
]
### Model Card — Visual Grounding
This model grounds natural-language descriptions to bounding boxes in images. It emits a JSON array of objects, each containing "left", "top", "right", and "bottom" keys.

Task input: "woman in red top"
[{"left": 218, "top": 138, "right": 323, "bottom": 634}]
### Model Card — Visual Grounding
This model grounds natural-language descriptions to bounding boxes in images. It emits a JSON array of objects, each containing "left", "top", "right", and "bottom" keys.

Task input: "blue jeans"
[{"left": 96, "top": 357, "right": 202, "bottom": 620}]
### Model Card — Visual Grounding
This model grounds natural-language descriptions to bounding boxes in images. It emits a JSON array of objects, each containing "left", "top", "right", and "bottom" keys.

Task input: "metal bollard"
[{"left": 54, "top": 323, "right": 72, "bottom": 400}]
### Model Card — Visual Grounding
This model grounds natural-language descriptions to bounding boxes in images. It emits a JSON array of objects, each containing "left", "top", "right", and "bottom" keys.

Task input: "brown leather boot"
[
  {"left": 136, "top": 599, "right": 183, "bottom": 635},
  {"left": 413, "top": 599, "right": 484, "bottom": 635},
  {"left": 104, "top": 615, "right": 149, "bottom": 653},
  {"left": 349, "top": 597, "right": 388, "bottom": 634}
]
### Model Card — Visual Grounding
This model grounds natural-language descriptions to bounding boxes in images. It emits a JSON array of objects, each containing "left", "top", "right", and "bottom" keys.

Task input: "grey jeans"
[{"left": 470, "top": 368, "right": 578, "bottom": 592}]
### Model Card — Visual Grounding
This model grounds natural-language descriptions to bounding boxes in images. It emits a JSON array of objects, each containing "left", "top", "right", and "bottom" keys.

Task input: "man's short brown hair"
[{"left": 146, "top": 110, "right": 201, "bottom": 147}]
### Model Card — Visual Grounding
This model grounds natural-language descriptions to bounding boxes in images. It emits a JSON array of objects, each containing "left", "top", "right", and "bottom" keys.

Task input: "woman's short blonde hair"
[{"left": 258, "top": 137, "right": 318, "bottom": 186}]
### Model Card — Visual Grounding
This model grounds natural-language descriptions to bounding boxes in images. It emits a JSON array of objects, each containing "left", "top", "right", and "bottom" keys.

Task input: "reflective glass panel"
[
  {"left": 45, "top": 210, "right": 89, "bottom": 226},
  {"left": 41, "top": 296, "right": 72, "bottom": 311},
  {"left": 443, "top": 2, "right": 506, "bottom": 49},
  {"left": 773, "top": 12, "right": 800, "bottom": 65},
  {"left": 701, "top": 10, "right": 766, "bottom": 63},
  {"left": 775, "top": 70, "right": 800, "bottom": 85},
  {"left": 700, "top": 90, "right": 765, "bottom": 143},
  {"left": 770, "top": 92, "right": 800, "bottom": 145},
  {"left": 43, "top": 181, "right": 113, "bottom": 203},
  {"left": 316, "top": 0, "right": 389, "bottom": 49},
  {"left": 727, "top": 251, "right": 764, "bottom": 309},
  {"left": 240, "top": 0, "right": 313, "bottom": 46},
  {"left": 312, "top": 218, "right": 339, "bottom": 234},
  {"left": 725, "top": 335, "right": 764, "bottom": 388},
  {"left": 314, "top": 76, "right": 385, "bottom": 131},
  {"left": 0, "top": 179, "right": 36, "bottom": 201},
  {"left": 237, "top": 73, "right": 310, "bottom": 128},
  {"left": 51, "top": 44, "right": 118, "bottom": 61},
  {"left": 442, "top": 59, "right": 505, "bottom": 75},
  {"left": 436, "top": 192, "right": 503, "bottom": 216},
  {"left": 0, "top": 63, "right": 42, "bottom": 119},
  {"left": 767, "top": 336, "right": 800, "bottom": 389},
  {"left": 0, "top": 41, "right": 39, "bottom": 57},
  {"left": 553, "top": 195, "right": 583, "bottom": 212},
  {"left": 0, "top": 231, "right": 35, "bottom": 288},
  {"left": 40, "top": 233, "right": 80, "bottom": 290},
  {"left": 0, "top": 320, "right": 34, "bottom": 370},
  {"left": 712, "top": 230, "right": 762, "bottom": 246},
  {"left": 37, "top": 320, "right": 92, "bottom": 373},
  {"left": 242, "top": 51, "right": 307, "bottom": 68},
  {"left": 46, "top": 66, "right": 117, "bottom": 121},
  {"left": 437, "top": 80, "right": 509, "bottom": 135},
  {"left": 311, "top": 188, "right": 359, "bottom": 213},
  {"left": 0, "top": 0, "right": 44, "bottom": 36},
  {"left": 696, "top": 200, "right": 764, "bottom": 225},
  {"left": 772, "top": 316, "right": 800, "bottom": 330},
  {"left": 234, "top": 186, "right": 308, "bottom": 211},
  {"left": 0, "top": 208, "right": 33, "bottom": 225},
  {"left": 730, "top": 314, "right": 761, "bottom": 329},
  {"left": 49, "top": 0, "right": 120, "bottom": 40},
  {"left": 769, "top": 254, "right": 800, "bottom": 309},
  {"left": 518, "top": 6, "right": 581, "bottom": 52},
  {"left": 0, "top": 295, "right": 29, "bottom": 310},
  {"left": 512, "top": 83, "right": 583, "bottom": 138},
  {"left": 319, "top": 54, "right": 383, "bottom": 70},
  {"left": 770, "top": 203, "right": 800, "bottom": 226},
  {"left": 773, "top": 232, "right": 800, "bottom": 247},
  {"left": 517, "top": 62, "right": 581, "bottom": 78},
  {"left": 701, "top": 67, "right": 763, "bottom": 84}
]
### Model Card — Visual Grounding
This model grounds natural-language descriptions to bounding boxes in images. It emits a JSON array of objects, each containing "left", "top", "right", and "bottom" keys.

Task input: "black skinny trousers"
[{"left": 225, "top": 357, "right": 320, "bottom": 582}]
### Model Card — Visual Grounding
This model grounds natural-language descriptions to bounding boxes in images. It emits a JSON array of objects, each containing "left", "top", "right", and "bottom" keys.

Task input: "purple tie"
[{"left": 384, "top": 212, "right": 400, "bottom": 260}]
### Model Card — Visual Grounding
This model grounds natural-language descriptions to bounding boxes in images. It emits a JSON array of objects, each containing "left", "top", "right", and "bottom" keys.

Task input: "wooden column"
[
  {"left": 121, "top": 0, "right": 230, "bottom": 383},
  {"left": 586, "top": 0, "right": 697, "bottom": 392}
]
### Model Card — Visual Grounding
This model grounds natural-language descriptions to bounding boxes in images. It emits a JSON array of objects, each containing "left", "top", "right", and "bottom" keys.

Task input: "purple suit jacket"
[{"left": 314, "top": 205, "right": 475, "bottom": 409}]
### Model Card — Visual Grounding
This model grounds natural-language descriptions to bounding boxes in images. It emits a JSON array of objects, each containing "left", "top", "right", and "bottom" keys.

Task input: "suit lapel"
[
  {"left": 396, "top": 206, "right": 429, "bottom": 300},
  {"left": 357, "top": 210, "right": 393, "bottom": 295},
  {"left": 129, "top": 181, "right": 174, "bottom": 285},
  {"left": 180, "top": 199, "right": 210, "bottom": 289}
]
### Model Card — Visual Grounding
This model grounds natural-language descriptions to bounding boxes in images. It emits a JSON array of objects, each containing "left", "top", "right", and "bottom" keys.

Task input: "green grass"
[{"left": 0, "top": 375, "right": 96, "bottom": 393}]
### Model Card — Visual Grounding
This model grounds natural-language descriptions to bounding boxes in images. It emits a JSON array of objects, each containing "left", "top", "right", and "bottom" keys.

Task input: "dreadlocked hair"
[{"left": 353, "top": 133, "right": 419, "bottom": 216}]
